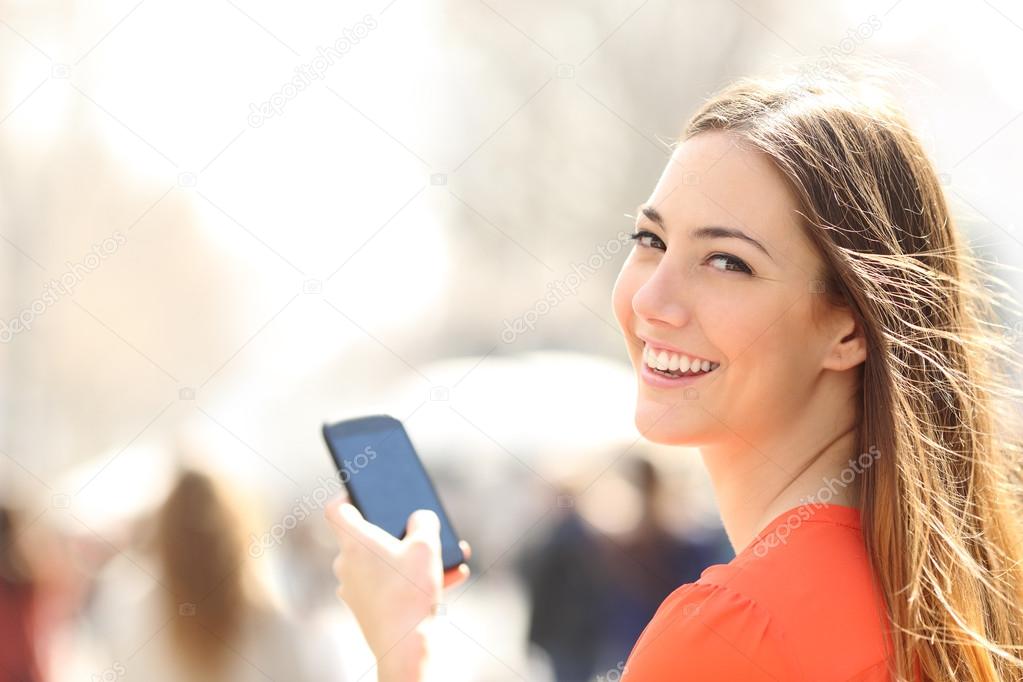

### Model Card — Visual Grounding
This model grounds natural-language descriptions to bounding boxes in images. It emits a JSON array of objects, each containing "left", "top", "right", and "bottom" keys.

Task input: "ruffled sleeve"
[{"left": 621, "top": 581, "right": 803, "bottom": 681}]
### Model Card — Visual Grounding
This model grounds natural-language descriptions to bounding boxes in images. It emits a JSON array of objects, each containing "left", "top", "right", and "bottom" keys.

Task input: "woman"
[
  {"left": 324, "top": 70, "right": 1023, "bottom": 681},
  {"left": 91, "top": 469, "right": 328, "bottom": 682}
]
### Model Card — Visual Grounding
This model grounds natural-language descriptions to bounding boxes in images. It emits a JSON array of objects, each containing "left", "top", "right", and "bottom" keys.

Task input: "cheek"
[
  {"left": 717, "top": 295, "right": 819, "bottom": 399},
  {"left": 692, "top": 287, "right": 766, "bottom": 363}
]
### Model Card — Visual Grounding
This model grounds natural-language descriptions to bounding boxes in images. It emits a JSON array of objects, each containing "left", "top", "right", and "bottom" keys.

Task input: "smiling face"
[{"left": 613, "top": 130, "right": 858, "bottom": 446}]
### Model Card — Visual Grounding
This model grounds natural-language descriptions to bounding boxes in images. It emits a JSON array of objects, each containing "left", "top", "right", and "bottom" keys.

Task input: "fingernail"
[{"left": 414, "top": 509, "right": 439, "bottom": 527}]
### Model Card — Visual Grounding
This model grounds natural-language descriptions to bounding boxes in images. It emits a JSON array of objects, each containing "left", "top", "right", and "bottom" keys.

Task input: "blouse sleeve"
[{"left": 621, "top": 582, "right": 803, "bottom": 682}]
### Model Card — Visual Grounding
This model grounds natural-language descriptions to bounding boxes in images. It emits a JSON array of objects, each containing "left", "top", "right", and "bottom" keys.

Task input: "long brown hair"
[
  {"left": 156, "top": 470, "right": 247, "bottom": 672},
  {"left": 684, "top": 68, "right": 1023, "bottom": 680}
]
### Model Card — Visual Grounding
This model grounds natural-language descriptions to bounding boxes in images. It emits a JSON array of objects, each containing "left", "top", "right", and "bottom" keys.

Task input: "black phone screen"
[{"left": 322, "top": 415, "right": 465, "bottom": 571}]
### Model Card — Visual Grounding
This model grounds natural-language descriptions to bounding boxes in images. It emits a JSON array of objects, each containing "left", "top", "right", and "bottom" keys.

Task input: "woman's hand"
[{"left": 324, "top": 494, "right": 471, "bottom": 682}]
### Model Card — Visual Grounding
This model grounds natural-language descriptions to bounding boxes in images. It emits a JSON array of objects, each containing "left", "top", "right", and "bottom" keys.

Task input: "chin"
[{"left": 633, "top": 396, "right": 711, "bottom": 446}]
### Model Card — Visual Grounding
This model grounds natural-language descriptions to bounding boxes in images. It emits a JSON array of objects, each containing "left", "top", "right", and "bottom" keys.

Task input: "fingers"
[
  {"left": 405, "top": 509, "right": 439, "bottom": 539},
  {"left": 327, "top": 504, "right": 467, "bottom": 580},
  {"left": 323, "top": 494, "right": 351, "bottom": 531},
  {"left": 326, "top": 501, "right": 395, "bottom": 550},
  {"left": 442, "top": 563, "right": 471, "bottom": 589},
  {"left": 405, "top": 512, "right": 473, "bottom": 563},
  {"left": 324, "top": 500, "right": 360, "bottom": 542},
  {"left": 404, "top": 509, "right": 441, "bottom": 557},
  {"left": 443, "top": 538, "right": 472, "bottom": 589},
  {"left": 324, "top": 491, "right": 350, "bottom": 511}
]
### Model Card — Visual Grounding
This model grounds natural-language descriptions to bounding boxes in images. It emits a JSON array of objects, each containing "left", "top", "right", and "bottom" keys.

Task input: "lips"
[{"left": 642, "top": 342, "right": 720, "bottom": 378}]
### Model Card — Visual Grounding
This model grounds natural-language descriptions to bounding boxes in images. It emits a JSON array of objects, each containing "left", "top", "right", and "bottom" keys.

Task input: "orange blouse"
[{"left": 621, "top": 503, "right": 898, "bottom": 681}]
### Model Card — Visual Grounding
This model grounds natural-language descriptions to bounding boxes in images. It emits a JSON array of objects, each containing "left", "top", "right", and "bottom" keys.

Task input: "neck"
[{"left": 698, "top": 415, "right": 862, "bottom": 555}]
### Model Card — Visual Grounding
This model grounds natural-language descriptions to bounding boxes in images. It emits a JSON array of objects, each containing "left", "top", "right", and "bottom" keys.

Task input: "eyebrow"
[{"left": 638, "top": 204, "right": 775, "bottom": 262}]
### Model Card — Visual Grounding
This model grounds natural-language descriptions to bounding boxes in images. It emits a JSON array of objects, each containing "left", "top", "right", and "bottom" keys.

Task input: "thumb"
[
  {"left": 405, "top": 509, "right": 441, "bottom": 549},
  {"left": 327, "top": 501, "right": 395, "bottom": 550}
]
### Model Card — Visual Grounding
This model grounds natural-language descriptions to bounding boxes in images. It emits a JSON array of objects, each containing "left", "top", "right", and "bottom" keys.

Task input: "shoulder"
[
  {"left": 622, "top": 505, "right": 893, "bottom": 682},
  {"left": 622, "top": 580, "right": 801, "bottom": 681}
]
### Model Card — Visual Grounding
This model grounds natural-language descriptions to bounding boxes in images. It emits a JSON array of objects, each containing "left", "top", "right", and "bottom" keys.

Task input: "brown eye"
[
  {"left": 706, "top": 253, "right": 753, "bottom": 274},
  {"left": 629, "top": 230, "right": 666, "bottom": 251}
]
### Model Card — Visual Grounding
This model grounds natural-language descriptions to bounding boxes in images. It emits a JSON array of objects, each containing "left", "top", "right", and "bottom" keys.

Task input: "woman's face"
[{"left": 613, "top": 130, "right": 845, "bottom": 446}]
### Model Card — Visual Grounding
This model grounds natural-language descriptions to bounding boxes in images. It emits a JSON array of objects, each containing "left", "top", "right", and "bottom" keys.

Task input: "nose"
[{"left": 632, "top": 261, "right": 691, "bottom": 329}]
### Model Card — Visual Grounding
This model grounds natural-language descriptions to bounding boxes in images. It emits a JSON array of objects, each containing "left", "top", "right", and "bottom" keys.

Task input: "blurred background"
[{"left": 1, "top": 0, "right": 1022, "bottom": 680}]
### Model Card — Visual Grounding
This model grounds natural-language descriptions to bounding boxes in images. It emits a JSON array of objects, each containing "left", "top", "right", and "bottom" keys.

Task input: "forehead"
[{"left": 646, "top": 131, "right": 810, "bottom": 258}]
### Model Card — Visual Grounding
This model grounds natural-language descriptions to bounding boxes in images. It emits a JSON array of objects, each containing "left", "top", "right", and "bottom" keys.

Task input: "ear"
[{"left": 821, "top": 308, "right": 867, "bottom": 371}]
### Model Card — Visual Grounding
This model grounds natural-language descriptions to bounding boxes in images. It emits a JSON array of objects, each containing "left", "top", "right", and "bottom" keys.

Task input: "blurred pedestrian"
[
  {"left": 0, "top": 506, "right": 43, "bottom": 682},
  {"left": 88, "top": 469, "right": 333, "bottom": 682}
]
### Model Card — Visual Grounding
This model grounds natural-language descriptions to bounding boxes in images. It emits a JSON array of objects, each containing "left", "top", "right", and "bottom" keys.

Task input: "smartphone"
[{"left": 322, "top": 415, "right": 466, "bottom": 572}]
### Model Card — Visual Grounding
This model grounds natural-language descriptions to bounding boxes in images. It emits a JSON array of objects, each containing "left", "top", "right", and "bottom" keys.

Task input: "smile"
[{"left": 642, "top": 343, "right": 720, "bottom": 379}]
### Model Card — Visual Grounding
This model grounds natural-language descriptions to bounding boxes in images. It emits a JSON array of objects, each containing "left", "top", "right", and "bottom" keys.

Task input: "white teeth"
[
  {"left": 656, "top": 351, "right": 669, "bottom": 371},
  {"left": 642, "top": 344, "right": 718, "bottom": 375}
]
